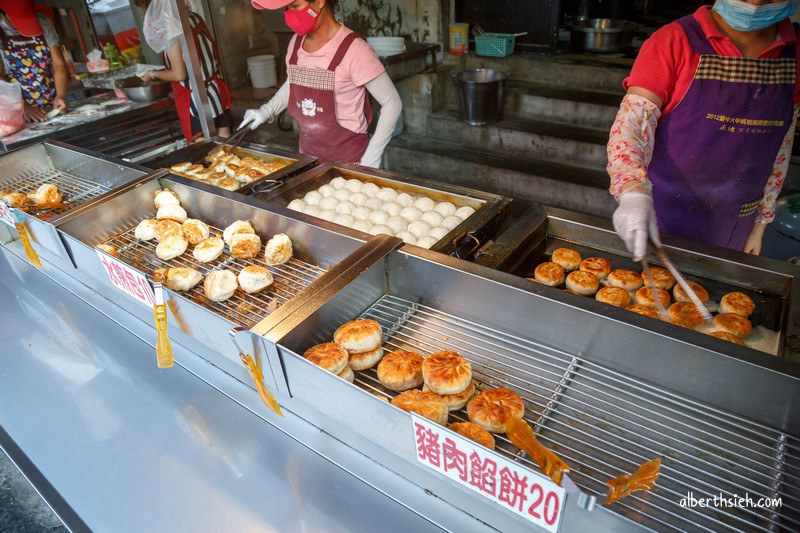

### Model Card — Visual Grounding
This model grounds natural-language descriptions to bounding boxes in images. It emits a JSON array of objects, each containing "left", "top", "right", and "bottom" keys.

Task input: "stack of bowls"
[{"left": 366, "top": 36, "right": 406, "bottom": 57}]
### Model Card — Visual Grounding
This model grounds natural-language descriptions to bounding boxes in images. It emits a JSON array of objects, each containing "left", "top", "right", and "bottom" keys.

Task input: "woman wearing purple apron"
[
  {"left": 0, "top": 0, "right": 68, "bottom": 122},
  {"left": 240, "top": 0, "right": 402, "bottom": 168},
  {"left": 608, "top": 0, "right": 799, "bottom": 259}
]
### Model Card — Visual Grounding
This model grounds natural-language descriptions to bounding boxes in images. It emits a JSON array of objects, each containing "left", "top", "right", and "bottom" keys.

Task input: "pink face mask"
[{"left": 285, "top": 5, "right": 318, "bottom": 36}]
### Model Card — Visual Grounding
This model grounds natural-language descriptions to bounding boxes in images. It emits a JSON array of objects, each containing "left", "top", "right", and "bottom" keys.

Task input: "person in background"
[
  {"left": 607, "top": 0, "right": 799, "bottom": 259},
  {"left": 240, "top": 0, "right": 402, "bottom": 168},
  {"left": 0, "top": 0, "right": 67, "bottom": 122},
  {"left": 135, "top": 0, "right": 231, "bottom": 140}
]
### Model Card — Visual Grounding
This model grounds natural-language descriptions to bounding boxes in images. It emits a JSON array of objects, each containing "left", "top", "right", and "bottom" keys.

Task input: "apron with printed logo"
[
  {"left": 649, "top": 15, "right": 795, "bottom": 250},
  {"left": 0, "top": 31, "right": 54, "bottom": 108},
  {"left": 287, "top": 32, "right": 372, "bottom": 163}
]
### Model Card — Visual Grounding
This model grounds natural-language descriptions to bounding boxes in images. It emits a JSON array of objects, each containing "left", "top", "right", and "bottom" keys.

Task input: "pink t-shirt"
[{"left": 287, "top": 25, "right": 385, "bottom": 133}]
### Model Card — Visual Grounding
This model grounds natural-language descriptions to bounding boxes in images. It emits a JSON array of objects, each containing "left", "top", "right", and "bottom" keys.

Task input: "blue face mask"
[{"left": 713, "top": 0, "right": 798, "bottom": 31}]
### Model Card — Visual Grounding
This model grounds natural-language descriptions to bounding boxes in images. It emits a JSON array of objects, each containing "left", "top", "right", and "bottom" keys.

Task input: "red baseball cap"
[
  {"left": 0, "top": 0, "right": 42, "bottom": 37},
  {"left": 251, "top": 0, "right": 293, "bottom": 9}
]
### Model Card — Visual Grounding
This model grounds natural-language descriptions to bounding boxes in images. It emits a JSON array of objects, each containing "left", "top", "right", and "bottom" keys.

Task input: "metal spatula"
[{"left": 655, "top": 246, "right": 713, "bottom": 326}]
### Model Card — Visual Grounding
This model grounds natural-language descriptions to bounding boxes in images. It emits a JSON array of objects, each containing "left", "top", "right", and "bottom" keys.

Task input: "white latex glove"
[
  {"left": 612, "top": 190, "right": 661, "bottom": 261},
  {"left": 238, "top": 81, "right": 290, "bottom": 130}
]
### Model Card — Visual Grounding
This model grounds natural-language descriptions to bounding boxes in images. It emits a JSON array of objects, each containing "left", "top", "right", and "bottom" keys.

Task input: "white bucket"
[{"left": 248, "top": 55, "right": 277, "bottom": 88}]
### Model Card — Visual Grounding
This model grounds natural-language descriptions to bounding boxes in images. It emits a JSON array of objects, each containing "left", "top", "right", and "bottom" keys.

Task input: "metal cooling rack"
[
  {"left": 352, "top": 294, "right": 799, "bottom": 532},
  {"left": 101, "top": 221, "right": 327, "bottom": 328},
  {"left": 1, "top": 168, "right": 112, "bottom": 218}
]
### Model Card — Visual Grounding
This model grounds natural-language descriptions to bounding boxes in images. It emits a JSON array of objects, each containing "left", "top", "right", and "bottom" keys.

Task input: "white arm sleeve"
[
  {"left": 261, "top": 80, "right": 290, "bottom": 120},
  {"left": 360, "top": 72, "right": 402, "bottom": 168}
]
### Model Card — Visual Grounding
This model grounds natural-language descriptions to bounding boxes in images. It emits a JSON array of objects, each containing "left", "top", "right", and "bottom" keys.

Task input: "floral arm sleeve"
[
  {"left": 757, "top": 106, "right": 799, "bottom": 223},
  {"left": 607, "top": 94, "right": 662, "bottom": 200}
]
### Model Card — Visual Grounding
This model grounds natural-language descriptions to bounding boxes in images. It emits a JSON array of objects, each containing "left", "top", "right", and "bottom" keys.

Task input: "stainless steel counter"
[{"left": 0, "top": 247, "right": 453, "bottom": 532}]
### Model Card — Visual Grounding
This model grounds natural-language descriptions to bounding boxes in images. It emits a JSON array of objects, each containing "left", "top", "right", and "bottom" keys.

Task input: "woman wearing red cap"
[
  {"left": 241, "top": 0, "right": 402, "bottom": 168},
  {"left": 0, "top": 0, "right": 68, "bottom": 122}
]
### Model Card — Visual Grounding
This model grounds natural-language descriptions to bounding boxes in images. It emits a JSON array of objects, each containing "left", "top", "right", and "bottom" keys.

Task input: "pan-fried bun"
[
  {"left": 565, "top": 270, "right": 599, "bottom": 296},
  {"left": 635, "top": 286, "right": 671, "bottom": 308},
  {"left": 668, "top": 317, "right": 696, "bottom": 330},
  {"left": 334, "top": 319, "right": 382, "bottom": 353},
  {"left": 348, "top": 345, "right": 384, "bottom": 371},
  {"left": 156, "top": 235, "right": 188, "bottom": 260},
  {"left": 182, "top": 219, "right": 209, "bottom": 245},
  {"left": 579, "top": 257, "right": 612, "bottom": 279},
  {"left": 391, "top": 390, "right": 449, "bottom": 425},
  {"left": 640, "top": 267, "right": 675, "bottom": 290},
  {"left": 237, "top": 265, "right": 273, "bottom": 294},
  {"left": 713, "top": 313, "right": 753, "bottom": 338},
  {"left": 164, "top": 267, "right": 203, "bottom": 292},
  {"left": 421, "top": 351, "right": 472, "bottom": 395},
  {"left": 668, "top": 302, "right": 704, "bottom": 328},
  {"left": 154, "top": 219, "right": 183, "bottom": 242},
  {"left": 467, "top": 388, "right": 525, "bottom": 434},
  {"left": 203, "top": 269, "right": 238, "bottom": 302},
  {"left": 223, "top": 220, "right": 255, "bottom": 246},
  {"left": 449, "top": 422, "right": 496, "bottom": 450},
  {"left": 595, "top": 287, "right": 631, "bottom": 308},
  {"left": 709, "top": 331, "right": 745, "bottom": 345},
  {"left": 673, "top": 281, "right": 709, "bottom": 303},
  {"left": 229, "top": 233, "right": 262, "bottom": 259},
  {"left": 423, "top": 380, "right": 476, "bottom": 411},
  {"left": 135, "top": 219, "right": 158, "bottom": 241},
  {"left": 551, "top": 248, "right": 582, "bottom": 271},
  {"left": 193, "top": 237, "right": 224, "bottom": 263},
  {"left": 607, "top": 269, "right": 644, "bottom": 292},
  {"left": 303, "top": 342, "right": 348, "bottom": 374},
  {"left": 626, "top": 304, "right": 659, "bottom": 319},
  {"left": 377, "top": 350, "right": 424, "bottom": 391},
  {"left": 337, "top": 365, "right": 355, "bottom": 383},
  {"left": 719, "top": 292, "right": 755, "bottom": 317},
  {"left": 534, "top": 262, "right": 565, "bottom": 286}
]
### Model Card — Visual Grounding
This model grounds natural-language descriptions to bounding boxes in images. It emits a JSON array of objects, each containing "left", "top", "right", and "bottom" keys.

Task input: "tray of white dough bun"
[
  {"left": 259, "top": 243, "right": 800, "bottom": 533},
  {"left": 473, "top": 205, "right": 800, "bottom": 361},
  {"left": 251, "top": 162, "right": 512, "bottom": 259},
  {"left": 0, "top": 141, "right": 150, "bottom": 267},
  {"left": 55, "top": 172, "right": 383, "bottom": 387},
  {"left": 147, "top": 137, "right": 318, "bottom": 195}
]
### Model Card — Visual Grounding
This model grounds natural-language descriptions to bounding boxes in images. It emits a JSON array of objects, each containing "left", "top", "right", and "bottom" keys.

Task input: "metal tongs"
[{"left": 207, "top": 127, "right": 248, "bottom": 160}]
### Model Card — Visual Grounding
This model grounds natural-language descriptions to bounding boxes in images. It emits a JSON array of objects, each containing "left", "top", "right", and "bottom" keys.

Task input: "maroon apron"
[
  {"left": 0, "top": 31, "right": 55, "bottom": 108},
  {"left": 287, "top": 32, "right": 373, "bottom": 163},
  {"left": 649, "top": 16, "right": 796, "bottom": 250}
]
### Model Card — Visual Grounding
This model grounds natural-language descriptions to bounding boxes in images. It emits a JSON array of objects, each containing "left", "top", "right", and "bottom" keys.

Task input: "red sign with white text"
[
  {"left": 96, "top": 250, "right": 155, "bottom": 307},
  {"left": 0, "top": 201, "right": 15, "bottom": 227},
  {"left": 411, "top": 414, "right": 565, "bottom": 532}
]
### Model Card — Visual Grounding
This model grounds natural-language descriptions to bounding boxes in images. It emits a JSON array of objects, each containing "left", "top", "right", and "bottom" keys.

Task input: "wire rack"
[
  {"left": 0, "top": 168, "right": 112, "bottom": 219},
  {"left": 350, "top": 294, "right": 799, "bottom": 532},
  {"left": 101, "top": 220, "right": 327, "bottom": 328}
]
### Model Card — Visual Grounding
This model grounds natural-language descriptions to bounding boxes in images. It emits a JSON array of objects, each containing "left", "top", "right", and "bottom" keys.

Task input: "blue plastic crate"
[{"left": 475, "top": 33, "right": 515, "bottom": 57}]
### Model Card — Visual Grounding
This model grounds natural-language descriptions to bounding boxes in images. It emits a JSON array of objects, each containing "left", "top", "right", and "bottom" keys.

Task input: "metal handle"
[
  {"left": 605, "top": 457, "right": 661, "bottom": 505},
  {"left": 14, "top": 221, "right": 42, "bottom": 269},
  {"left": 451, "top": 232, "right": 481, "bottom": 260}
]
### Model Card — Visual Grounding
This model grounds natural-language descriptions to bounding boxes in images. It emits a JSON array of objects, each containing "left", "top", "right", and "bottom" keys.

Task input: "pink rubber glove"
[{"left": 612, "top": 190, "right": 661, "bottom": 261}]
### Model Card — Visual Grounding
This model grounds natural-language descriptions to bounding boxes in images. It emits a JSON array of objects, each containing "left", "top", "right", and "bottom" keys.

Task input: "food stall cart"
[{"left": 0, "top": 139, "right": 798, "bottom": 532}]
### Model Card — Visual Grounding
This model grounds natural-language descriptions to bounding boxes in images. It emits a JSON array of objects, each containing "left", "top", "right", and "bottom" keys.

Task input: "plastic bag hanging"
[
  {"left": 143, "top": 0, "right": 183, "bottom": 53},
  {"left": 0, "top": 81, "right": 24, "bottom": 138}
]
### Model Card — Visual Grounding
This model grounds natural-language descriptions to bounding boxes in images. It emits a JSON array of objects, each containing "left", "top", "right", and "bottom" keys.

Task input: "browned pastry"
[
  {"left": 182, "top": 219, "right": 209, "bottom": 245},
  {"left": 164, "top": 267, "right": 203, "bottom": 291},
  {"left": 449, "top": 422, "right": 496, "bottom": 450},
  {"left": 334, "top": 319, "right": 382, "bottom": 353},
  {"left": 229, "top": 233, "right": 262, "bottom": 259},
  {"left": 193, "top": 237, "right": 224, "bottom": 263},
  {"left": 337, "top": 365, "right": 355, "bottom": 383},
  {"left": 209, "top": 172, "right": 227, "bottom": 182},
  {"left": 156, "top": 235, "right": 188, "bottom": 260},
  {"left": 391, "top": 390, "right": 449, "bottom": 425},
  {"left": 467, "top": 387, "right": 525, "bottom": 434},
  {"left": 668, "top": 302, "right": 705, "bottom": 328},
  {"left": 302, "top": 342, "right": 349, "bottom": 374},
  {"left": 3, "top": 191, "right": 29, "bottom": 208},
  {"left": 719, "top": 292, "right": 756, "bottom": 317},
  {"left": 713, "top": 313, "right": 753, "bottom": 338},
  {"left": 203, "top": 269, "right": 238, "bottom": 302},
  {"left": 550, "top": 247, "right": 582, "bottom": 271},
  {"left": 607, "top": 269, "right": 644, "bottom": 292},
  {"left": 241, "top": 169, "right": 265, "bottom": 184},
  {"left": 222, "top": 220, "right": 255, "bottom": 246},
  {"left": 154, "top": 219, "right": 183, "bottom": 242},
  {"left": 565, "top": 270, "right": 600, "bottom": 296},
  {"left": 96, "top": 244, "right": 119, "bottom": 257},
  {"left": 709, "top": 331, "right": 745, "bottom": 345},
  {"left": 216, "top": 177, "right": 240, "bottom": 191},
  {"left": 640, "top": 267, "right": 675, "bottom": 290},
  {"left": 377, "top": 350, "right": 424, "bottom": 391},
  {"left": 263, "top": 233, "right": 293, "bottom": 266},
  {"left": 595, "top": 287, "right": 632, "bottom": 308},
  {"left": 673, "top": 281, "right": 709, "bottom": 303},
  {"left": 185, "top": 164, "right": 205, "bottom": 176},
  {"left": 635, "top": 286, "right": 671, "bottom": 308},
  {"left": 237, "top": 265, "right": 273, "bottom": 294},
  {"left": 579, "top": 257, "right": 612, "bottom": 279},
  {"left": 668, "top": 317, "right": 696, "bottom": 330},
  {"left": 534, "top": 262, "right": 565, "bottom": 286},
  {"left": 626, "top": 304, "right": 659, "bottom": 319},
  {"left": 30, "top": 184, "right": 62, "bottom": 205},
  {"left": 421, "top": 350, "right": 472, "bottom": 395},
  {"left": 169, "top": 162, "right": 192, "bottom": 173},
  {"left": 423, "top": 380, "right": 476, "bottom": 411},
  {"left": 348, "top": 345, "right": 384, "bottom": 371}
]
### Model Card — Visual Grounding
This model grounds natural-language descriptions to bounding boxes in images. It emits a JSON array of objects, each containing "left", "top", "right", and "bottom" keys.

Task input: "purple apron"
[{"left": 649, "top": 15, "right": 796, "bottom": 250}]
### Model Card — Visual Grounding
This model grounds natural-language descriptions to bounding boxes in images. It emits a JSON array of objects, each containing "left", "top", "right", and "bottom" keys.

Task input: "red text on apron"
[{"left": 287, "top": 32, "right": 372, "bottom": 164}]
